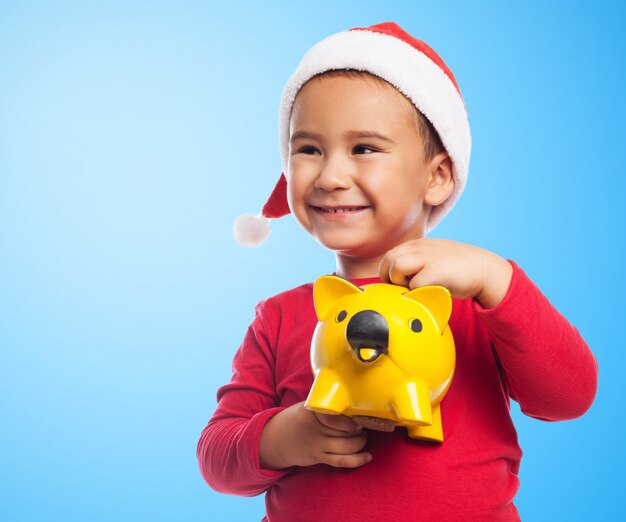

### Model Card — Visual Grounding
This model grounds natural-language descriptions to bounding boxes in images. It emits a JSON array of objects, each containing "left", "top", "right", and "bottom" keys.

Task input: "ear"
[
  {"left": 403, "top": 285, "right": 452, "bottom": 334},
  {"left": 313, "top": 276, "right": 363, "bottom": 320},
  {"left": 424, "top": 153, "right": 455, "bottom": 206}
]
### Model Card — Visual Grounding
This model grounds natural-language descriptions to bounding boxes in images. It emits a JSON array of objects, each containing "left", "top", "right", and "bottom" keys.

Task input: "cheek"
[
  {"left": 286, "top": 178, "right": 298, "bottom": 214},
  {"left": 286, "top": 159, "right": 299, "bottom": 208},
  {"left": 365, "top": 170, "right": 421, "bottom": 207},
  {"left": 287, "top": 158, "right": 316, "bottom": 207},
  {"left": 286, "top": 172, "right": 310, "bottom": 225},
  {"left": 371, "top": 170, "right": 426, "bottom": 224},
  {"left": 381, "top": 161, "right": 428, "bottom": 204}
]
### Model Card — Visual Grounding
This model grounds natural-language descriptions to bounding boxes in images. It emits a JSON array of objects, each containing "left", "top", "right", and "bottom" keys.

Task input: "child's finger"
[
  {"left": 378, "top": 246, "right": 410, "bottom": 283},
  {"left": 406, "top": 265, "right": 443, "bottom": 290},
  {"left": 384, "top": 253, "right": 426, "bottom": 287},
  {"left": 325, "top": 431, "right": 369, "bottom": 455},
  {"left": 315, "top": 412, "right": 362, "bottom": 434},
  {"left": 378, "top": 252, "right": 393, "bottom": 283},
  {"left": 322, "top": 451, "right": 373, "bottom": 469},
  {"left": 378, "top": 240, "right": 427, "bottom": 282}
]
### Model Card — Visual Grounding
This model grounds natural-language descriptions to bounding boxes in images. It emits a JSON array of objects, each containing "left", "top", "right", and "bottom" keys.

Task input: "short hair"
[{"left": 312, "top": 69, "right": 445, "bottom": 161}]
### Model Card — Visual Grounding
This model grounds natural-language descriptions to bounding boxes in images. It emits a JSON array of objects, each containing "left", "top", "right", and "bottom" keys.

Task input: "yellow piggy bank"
[{"left": 304, "top": 275, "right": 456, "bottom": 442}]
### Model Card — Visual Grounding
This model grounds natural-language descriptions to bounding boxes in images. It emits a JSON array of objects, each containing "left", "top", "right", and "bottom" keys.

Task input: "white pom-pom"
[{"left": 233, "top": 213, "right": 271, "bottom": 247}]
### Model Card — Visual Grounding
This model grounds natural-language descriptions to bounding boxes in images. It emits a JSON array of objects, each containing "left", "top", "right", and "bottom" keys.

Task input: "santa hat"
[{"left": 234, "top": 22, "right": 471, "bottom": 247}]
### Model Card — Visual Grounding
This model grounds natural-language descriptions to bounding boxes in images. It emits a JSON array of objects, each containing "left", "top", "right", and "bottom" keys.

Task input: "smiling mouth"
[{"left": 313, "top": 206, "right": 369, "bottom": 213}]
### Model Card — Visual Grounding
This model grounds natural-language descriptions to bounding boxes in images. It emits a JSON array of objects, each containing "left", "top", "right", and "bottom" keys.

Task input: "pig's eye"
[
  {"left": 336, "top": 310, "right": 348, "bottom": 323},
  {"left": 409, "top": 318, "right": 423, "bottom": 333}
]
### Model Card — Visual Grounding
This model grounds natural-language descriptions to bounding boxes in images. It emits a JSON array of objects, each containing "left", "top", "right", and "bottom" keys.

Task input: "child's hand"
[
  {"left": 259, "top": 401, "right": 371, "bottom": 471},
  {"left": 379, "top": 238, "right": 513, "bottom": 309}
]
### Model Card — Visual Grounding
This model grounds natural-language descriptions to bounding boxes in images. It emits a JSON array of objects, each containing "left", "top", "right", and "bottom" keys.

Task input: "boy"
[{"left": 197, "top": 22, "right": 597, "bottom": 521}]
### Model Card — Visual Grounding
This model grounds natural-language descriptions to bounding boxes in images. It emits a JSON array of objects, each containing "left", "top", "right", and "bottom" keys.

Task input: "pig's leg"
[
  {"left": 304, "top": 368, "right": 350, "bottom": 415},
  {"left": 391, "top": 380, "right": 432, "bottom": 426},
  {"left": 407, "top": 405, "right": 443, "bottom": 442}
]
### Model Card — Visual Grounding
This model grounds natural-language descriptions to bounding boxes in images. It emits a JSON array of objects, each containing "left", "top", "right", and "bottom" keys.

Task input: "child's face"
[{"left": 287, "top": 74, "right": 440, "bottom": 261}]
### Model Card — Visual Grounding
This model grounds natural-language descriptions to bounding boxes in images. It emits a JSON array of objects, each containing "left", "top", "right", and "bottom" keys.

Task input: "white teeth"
[{"left": 321, "top": 207, "right": 363, "bottom": 213}]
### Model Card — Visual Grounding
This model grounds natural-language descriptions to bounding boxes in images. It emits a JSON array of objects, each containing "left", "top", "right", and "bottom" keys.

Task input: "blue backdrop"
[{"left": 1, "top": 1, "right": 624, "bottom": 520}]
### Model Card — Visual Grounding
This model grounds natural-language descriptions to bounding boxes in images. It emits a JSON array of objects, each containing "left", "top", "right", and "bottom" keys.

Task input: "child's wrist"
[
  {"left": 259, "top": 412, "right": 290, "bottom": 471},
  {"left": 475, "top": 256, "right": 513, "bottom": 309}
]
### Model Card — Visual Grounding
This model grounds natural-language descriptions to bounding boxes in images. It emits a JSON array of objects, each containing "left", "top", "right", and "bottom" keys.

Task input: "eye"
[
  {"left": 409, "top": 318, "right": 422, "bottom": 333},
  {"left": 353, "top": 144, "right": 377, "bottom": 155},
  {"left": 336, "top": 310, "right": 348, "bottom": 323},
  {"left": 298, "top": 145, "right": 320, "bottom": 155}
]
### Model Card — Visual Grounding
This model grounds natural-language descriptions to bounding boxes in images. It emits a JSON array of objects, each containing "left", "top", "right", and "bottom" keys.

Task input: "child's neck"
[{"left": 335, "top": 255, "right": 383, "bottom": 280}]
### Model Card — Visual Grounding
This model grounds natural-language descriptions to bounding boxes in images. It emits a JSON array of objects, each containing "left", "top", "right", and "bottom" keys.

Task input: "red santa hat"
[{"left": 234, "top": 22, "right": 471, "bottom": 247}]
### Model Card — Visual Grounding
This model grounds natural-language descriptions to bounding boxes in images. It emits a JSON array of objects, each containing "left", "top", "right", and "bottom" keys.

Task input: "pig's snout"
[{"left": 346, "top": 310, "right": 389, "bottom": 363}]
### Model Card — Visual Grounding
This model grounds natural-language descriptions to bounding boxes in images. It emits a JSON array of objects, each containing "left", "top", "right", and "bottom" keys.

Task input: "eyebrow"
[
  {"left": 346, "top": 130, "right": 395, "bottom": 143},
  {"left": 290, "top": 130, "right": 395, "bottom": 144},
  {"left": 290, "top": 130, "right": 322, "bottom": 143}
]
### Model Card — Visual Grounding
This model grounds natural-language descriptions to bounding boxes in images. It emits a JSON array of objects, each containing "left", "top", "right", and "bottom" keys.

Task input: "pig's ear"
[
  {"left": 403, "top": 286, "right": 452, "bottom": 334},
  {"left": 313, "top": 276, "right": 362, "bottom": 320}
]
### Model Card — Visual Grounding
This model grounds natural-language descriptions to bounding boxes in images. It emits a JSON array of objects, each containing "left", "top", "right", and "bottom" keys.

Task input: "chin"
[
  {"left": 314, "top": 234, "right": 360, "bottom": 251},
  {"left": 326, "top": 243, "right": 385, "bottom": 260},
  {"left": 314, "top": 232, "right": 394, "bottom": 259}
]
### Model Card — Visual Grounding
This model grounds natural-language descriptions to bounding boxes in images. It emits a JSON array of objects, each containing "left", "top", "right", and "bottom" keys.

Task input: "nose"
[
  {"left": 314, "top": 153, "right": 352, "bottom": 191},
  {"left": 346, "top": 310, "right": 389, "bottom": 363}
]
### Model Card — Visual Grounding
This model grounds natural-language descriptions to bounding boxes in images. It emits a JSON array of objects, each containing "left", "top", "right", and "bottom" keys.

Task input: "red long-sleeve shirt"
[{"left": 197, "top": 262, "right": 597, "bottom": 521}]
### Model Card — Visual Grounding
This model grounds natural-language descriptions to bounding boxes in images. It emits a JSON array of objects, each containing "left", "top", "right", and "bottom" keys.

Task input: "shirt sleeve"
[
  {"left": 473, "top": 261, "right": 598, "bottom": 421},
  {"left": 196, "top": 300, "right": 290, "bottom": 496}
]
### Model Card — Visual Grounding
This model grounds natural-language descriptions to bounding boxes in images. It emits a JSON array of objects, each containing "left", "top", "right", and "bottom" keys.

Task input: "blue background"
[{"left": 1, "top": 1, "right": 624, "bottom": 520}]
